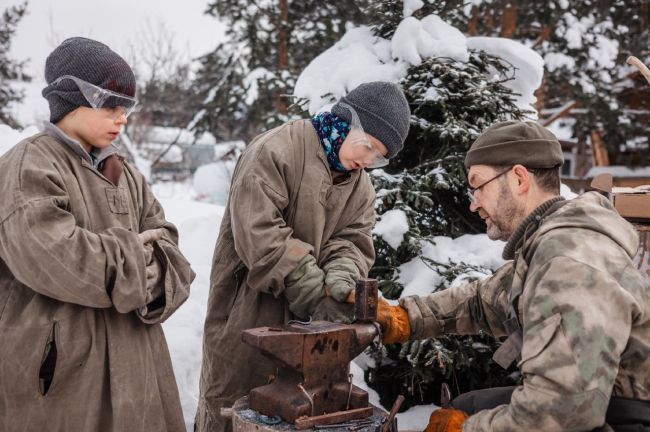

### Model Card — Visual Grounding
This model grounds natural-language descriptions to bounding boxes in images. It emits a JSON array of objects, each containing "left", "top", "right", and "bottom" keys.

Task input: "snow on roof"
[
  {"left": 295, "top": 13, "right": 544, "bottom": 115},
  {"left": 545, "top": 117, "right": 575, "bottom": 141},
  {"left": 587, "top": 165, "right": 650, "bottom": 178},
  {"left": 147, "top": 126, "right": 217, "bottom": 146}
]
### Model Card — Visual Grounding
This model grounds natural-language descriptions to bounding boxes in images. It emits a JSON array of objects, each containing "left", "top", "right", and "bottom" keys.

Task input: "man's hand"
[
  {"left": 425, "top": 408, "right": 468, "bottom": 432},
  {"left": 377, "top": 298, "right": 411, "bottom": 344}
]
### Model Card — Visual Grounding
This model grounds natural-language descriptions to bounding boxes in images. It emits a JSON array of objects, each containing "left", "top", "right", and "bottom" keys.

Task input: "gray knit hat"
[
  {"left": 464, "top": 121, "right": 564, "bottom": 169},
  {"left": 332, "top": 82, "right": 410, "bottom": 158},
  {"left": 42, "top": 37, "right": 136, "bottom": 123}
]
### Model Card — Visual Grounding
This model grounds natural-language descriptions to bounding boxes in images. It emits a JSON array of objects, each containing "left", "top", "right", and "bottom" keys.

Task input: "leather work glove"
[
  {"left": 377, "top": 298, "right": 411, "bottom": 344},
  {"left": 284, "top": 254, "right": 325, "bottom": 319},
  {"left": 425, "top": 408, "right": 468, "bottom": 432},
  {"left": 313, "top": 297, "right": 354, "bottom": 324},
  {"left": 323, "top": 257, "right": 359, "bottom": 302}
]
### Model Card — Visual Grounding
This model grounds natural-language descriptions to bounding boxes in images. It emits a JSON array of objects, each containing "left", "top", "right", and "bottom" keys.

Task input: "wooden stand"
[{"left": 224, "top": 396, "right": 392, "bottom": 432}]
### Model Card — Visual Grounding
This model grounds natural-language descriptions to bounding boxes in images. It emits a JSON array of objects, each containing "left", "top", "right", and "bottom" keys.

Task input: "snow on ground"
[
  {"left": 155, "top": 182, "right": 224, "bottom": 430},
  {"left": 192, "top": 160, "right": 237, "bottom": 205}
]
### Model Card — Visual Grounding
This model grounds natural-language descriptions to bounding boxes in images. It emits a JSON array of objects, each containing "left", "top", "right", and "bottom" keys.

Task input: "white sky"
[{"left": 7, "top": 0, "right": 227, "bottom": 79}]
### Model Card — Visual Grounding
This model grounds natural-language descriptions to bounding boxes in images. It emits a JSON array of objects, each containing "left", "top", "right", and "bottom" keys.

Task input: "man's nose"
[{"left": 469, "top": 200, "right": 480, "bottom": 212}]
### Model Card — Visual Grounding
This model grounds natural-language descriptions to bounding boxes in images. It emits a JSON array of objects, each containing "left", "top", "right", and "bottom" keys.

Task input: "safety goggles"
[
  {"left": 337, "top": 102, "right": 390, "bottom": 169},
  {"left": 51, "top": 75, "right": 138, "bottom": 119}
]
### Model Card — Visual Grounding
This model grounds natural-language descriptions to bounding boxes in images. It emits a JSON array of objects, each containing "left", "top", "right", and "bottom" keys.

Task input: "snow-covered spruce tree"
[
  {"left": 191, "top": 1, "right": 369, "bottom": 142},
  {"left": 367, "top": 53, "right": 527, "bottom": 411},
  {"left": 290, "top": 1, "right": 543, "bottom": 410},
  {"left": 317, "top": 1, "right": 529, "bottom": 410},
  {"left": 0, "top": 2, "right": 30, "bottom": 129}
]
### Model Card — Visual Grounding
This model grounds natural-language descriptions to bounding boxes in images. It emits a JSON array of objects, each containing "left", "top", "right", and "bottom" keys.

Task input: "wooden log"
[{"left": 230, "top": 396, "right": 389, "bottom": 432}]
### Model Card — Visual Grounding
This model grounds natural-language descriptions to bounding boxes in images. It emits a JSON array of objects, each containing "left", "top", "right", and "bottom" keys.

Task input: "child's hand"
[{"left": 138, "top": 228, "right": 165, "bottom": 245}]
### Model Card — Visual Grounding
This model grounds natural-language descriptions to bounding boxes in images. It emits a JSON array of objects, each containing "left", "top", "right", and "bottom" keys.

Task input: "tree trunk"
[
  {"left": 276, "top": 0, "right": 289, "bottom": 115},
  {"left": 467, "top": 5, "right": 478, "bottom": 36},
  {"left": 499, "top": 4, "right": 518, "bottom": 38}
]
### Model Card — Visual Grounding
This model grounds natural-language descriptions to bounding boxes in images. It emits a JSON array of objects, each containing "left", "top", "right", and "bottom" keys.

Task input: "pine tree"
[
  {"left": 367, "top": 54, "right": 527, "bottom": 410},
  {"left": 458, "top": 0, "right": 650, "bottom": 165},
  {"left": 0, "top": 2, "right": 30, "bottom": 129},
  {"left": 346, "top": 0, "right": 529, "bottom": 410},
  {"left": 191, "top": 1, "right": 370, "bottom": 142}
]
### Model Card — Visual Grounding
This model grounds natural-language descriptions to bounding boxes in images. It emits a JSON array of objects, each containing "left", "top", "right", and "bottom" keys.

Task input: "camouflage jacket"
[{"left": 400, "top": 192, "right": 650, "bottom": 431}]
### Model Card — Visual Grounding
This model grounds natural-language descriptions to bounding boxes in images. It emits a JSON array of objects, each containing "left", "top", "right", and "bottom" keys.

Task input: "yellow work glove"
[
  {"left": 425, "top": 408, "right": 468, "bottom": 432},
  {"left": 377, "top": 298, "right": 411, "bottom": 344}
]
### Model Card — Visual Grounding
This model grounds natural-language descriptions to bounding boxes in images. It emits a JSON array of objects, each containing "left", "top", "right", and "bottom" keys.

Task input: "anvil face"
[
  {"left": 242, "top": 321, "right": 376, "bottom": 384},
  {"left": 242, "top": 321, "right": 379, "bottom": 423}
]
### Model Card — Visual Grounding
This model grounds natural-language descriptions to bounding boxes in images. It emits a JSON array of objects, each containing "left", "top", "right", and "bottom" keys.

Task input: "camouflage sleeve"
[
  {"left": 465, "top": 254, "right": 634, "bottom": 431},
  {"left": 399, "top": 262, "right": 514, "bottom": 340}
]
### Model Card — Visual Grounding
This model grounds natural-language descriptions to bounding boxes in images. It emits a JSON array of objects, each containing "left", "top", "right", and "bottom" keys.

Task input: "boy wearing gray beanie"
[
  {"left": 0, "top": 37, "right": 194, "bottom": 431},
  {"left": 196, "top": 81, "right": 411, "bottom": 432}
]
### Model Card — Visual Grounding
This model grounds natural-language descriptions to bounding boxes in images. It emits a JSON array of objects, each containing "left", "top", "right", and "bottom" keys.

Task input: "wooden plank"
[{"left": 294, "top": 407, "right": 374, "bottom": 430}]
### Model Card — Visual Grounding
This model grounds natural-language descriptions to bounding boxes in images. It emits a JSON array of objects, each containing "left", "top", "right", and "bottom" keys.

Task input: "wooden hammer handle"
[{"left": 627, "top": 56, "right": 650, "bottom": 85}]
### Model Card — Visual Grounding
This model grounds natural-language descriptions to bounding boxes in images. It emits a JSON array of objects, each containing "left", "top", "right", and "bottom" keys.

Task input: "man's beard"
[{"left": 486, "top": 183, "right": 525, "bottom": 241}]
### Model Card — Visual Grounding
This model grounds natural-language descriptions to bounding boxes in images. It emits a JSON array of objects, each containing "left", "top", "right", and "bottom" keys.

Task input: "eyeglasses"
[
  {"left": 337, "top": 102, "right": 389, "bottom": 169},
  {"left": 50, "top": 75, "right": 138, "bottom": 119},
  {"left": 467, "top": 168, "right": 511, "bottom": 203}
]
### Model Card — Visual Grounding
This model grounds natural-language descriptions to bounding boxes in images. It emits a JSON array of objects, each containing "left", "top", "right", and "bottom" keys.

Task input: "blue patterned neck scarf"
[{"left": 311, "top": 111, "right": 350, "bottom": 173}]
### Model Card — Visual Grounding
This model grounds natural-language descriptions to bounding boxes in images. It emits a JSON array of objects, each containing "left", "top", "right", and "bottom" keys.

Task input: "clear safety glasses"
[
  {"left": 337, "top": 102, "right": 390, "bottom": 169},
  {"left": 50, "top": 75, "right": 138, "bottom": 119}
]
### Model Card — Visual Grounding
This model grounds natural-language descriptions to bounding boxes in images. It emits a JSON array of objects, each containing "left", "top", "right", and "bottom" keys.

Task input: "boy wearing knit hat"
[
  {"left": 373, "top": 121, "right": 650, "bottom": 431},
  {"left": 0, "top": 37, "right": 195, "bottom": 431},
  {"left": 196, "top": 81, "right": 411, "bottom": 432}
]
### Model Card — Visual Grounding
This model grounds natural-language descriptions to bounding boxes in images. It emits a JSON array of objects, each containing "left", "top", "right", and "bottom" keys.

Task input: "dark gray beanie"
[
  {"left": 42, "top": 37, "right": 136, "bottom": 123},
  {"left": 332, "top": 81, "right": 410, "bottom": 158},
  {"left": 464, "top": 120, "right": 564, "bottom": 169}
]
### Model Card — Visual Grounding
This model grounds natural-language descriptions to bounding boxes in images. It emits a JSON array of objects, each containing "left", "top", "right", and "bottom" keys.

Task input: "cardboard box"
[
  {"left": 613, "top": 193, "right": 650, "bottom": 220},
  {"left": 590, "top": 173, "right": 650, "bottom": 221}
]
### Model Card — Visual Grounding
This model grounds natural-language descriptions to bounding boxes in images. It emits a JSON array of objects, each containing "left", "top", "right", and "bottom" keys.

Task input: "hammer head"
[{"left": 354, "top": 278, "right": 378, "bottom": 322}]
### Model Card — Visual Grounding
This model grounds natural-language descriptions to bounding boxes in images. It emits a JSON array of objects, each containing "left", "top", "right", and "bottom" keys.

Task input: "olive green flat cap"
[{"left": 464, "top": 120, "right": 564, "bottom": 169}]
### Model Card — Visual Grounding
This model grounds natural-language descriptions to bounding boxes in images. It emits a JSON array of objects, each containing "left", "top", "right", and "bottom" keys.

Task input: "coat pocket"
[
  {"left": 38, "top": 323, "right": 57, "bottom": 395},
  {"left": 0, "top": 323, "right": 55, "bottom": 399},
  {"left": 518, "top": 313, "right": 583, "bottom": 391},
  {"left": 211, "top": 261, "right": 247, "bottom": 320},
  {"left": 105, "top": 187, "right": 130, "bottom": 214}
]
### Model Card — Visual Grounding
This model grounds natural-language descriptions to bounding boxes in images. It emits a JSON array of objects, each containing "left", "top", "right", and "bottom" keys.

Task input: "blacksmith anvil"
[{"left": 242, "top": 279, "right": 381, "bottom": 429}]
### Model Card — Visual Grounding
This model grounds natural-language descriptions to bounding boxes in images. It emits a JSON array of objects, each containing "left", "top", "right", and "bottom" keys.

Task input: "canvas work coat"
[
  {"left": 0, "top": 129, "right": 195, "bottom": 431},
  {"left": 400, "top": 192, "right": 650, "bottom": 431},
  {"left": 195, "top": 119, "right": 376, "bottom": 432}
]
